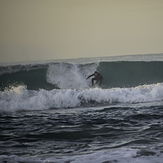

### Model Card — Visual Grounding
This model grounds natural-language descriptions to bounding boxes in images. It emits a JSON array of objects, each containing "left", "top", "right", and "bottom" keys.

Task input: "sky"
[{"left": 0, "top": 0, "right": 163, "bottom": 63}]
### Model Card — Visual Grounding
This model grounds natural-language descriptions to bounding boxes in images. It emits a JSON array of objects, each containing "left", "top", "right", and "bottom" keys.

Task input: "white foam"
[
  {"left": 1, "top": 83, "right": 163, "bottom": 112},
  {"left": 0, "top": 148, "right": 163, "bottom": 163}
]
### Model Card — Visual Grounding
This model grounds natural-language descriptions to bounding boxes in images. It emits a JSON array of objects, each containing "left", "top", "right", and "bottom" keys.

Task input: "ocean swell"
[{"left": 1, "top": 61, "right": 163, "bottom": 90}]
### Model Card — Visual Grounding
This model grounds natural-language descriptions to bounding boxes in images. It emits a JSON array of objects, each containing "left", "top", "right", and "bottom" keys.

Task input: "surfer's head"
[{"left": 94, "top": 71, "right": 98, "bottom": 75}]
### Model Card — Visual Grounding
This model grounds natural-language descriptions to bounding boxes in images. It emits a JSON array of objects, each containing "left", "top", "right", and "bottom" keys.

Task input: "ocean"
[{"left": 1, "top": 54, "right": 163, "bottom": 163}]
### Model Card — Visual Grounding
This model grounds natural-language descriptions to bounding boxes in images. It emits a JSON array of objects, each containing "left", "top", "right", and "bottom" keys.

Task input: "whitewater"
[{"left": 1, "top": 54, "right": 163, "bottom": 163}]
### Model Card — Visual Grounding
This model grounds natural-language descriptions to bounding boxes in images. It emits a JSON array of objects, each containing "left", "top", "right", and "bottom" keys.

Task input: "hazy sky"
[{"left": 1, "top": 0, "right": 163, "bottom": 63}]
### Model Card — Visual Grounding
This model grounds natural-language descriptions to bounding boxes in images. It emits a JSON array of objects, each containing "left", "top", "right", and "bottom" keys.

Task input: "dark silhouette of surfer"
[{"left": 86, "top": 71, "right": 103, "bottom": 86}]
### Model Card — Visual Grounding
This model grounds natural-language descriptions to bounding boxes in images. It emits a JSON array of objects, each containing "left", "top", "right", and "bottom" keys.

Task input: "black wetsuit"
[{"left": 87, "top": 72, "right": 103, "bottom": 86}]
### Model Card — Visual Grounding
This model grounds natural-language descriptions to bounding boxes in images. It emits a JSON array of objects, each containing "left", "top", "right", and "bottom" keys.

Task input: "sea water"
[{"left": 1, "top": 54, "right": 163, "bottom": 163}]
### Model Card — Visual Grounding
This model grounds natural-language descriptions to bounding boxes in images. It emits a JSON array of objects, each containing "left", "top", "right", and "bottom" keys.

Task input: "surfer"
[{"left": 86, "top": 71, "right": 103, "bottom": 86}]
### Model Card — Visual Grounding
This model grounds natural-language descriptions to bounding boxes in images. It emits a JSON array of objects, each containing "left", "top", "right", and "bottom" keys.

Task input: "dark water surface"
[{"left": 1, "top": 104, "right": 163, "bottom": 158}]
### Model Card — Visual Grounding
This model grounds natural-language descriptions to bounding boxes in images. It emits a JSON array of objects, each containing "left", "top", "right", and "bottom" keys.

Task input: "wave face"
[
  {"left": 1, "top": 61, "right": 163, "bottom": 90},
  {"left": 100, "top": 61, "right": 163, "bottom": 88},
  {"left": 0, "top": 64, "right": 55, "bottom": 90}
]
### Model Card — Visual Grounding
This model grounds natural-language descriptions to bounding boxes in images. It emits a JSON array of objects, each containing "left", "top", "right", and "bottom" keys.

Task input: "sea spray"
[{"left": 46, "top": 62, "right": 99, "bottom": 89}]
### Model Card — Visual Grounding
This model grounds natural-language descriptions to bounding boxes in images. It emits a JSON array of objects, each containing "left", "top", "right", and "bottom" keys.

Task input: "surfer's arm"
[{"left": 86, "top": 73, "right": 94, "bottom": 80}]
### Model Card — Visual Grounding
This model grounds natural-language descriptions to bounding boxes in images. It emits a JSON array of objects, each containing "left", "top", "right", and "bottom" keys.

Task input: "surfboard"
[{"left": 89, "top": 84, "right": 99, "bottom": 88}]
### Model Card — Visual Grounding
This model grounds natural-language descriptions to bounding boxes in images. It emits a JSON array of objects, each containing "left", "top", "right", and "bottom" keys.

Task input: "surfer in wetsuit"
[{"left": 86, "top": 71, "right": 103, "bottom": 86}]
